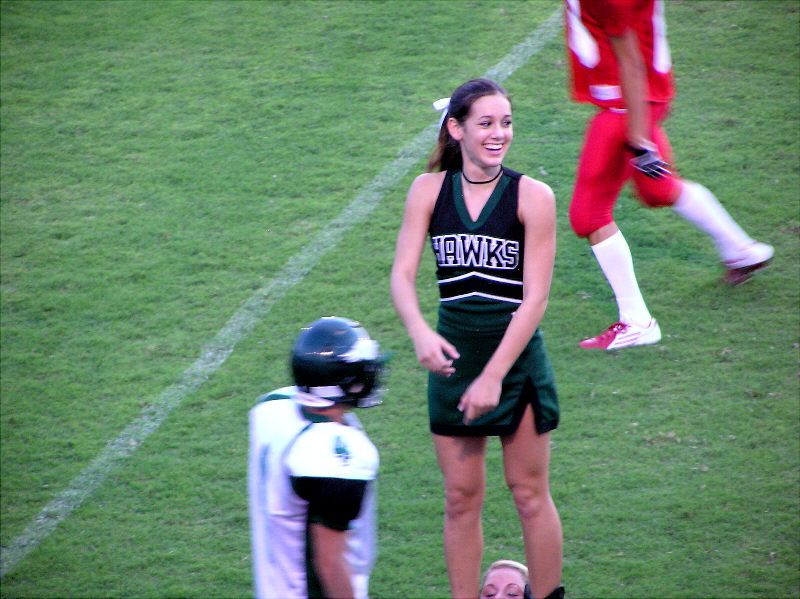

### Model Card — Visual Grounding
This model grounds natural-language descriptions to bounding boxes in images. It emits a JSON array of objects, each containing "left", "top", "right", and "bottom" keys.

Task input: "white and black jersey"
[{"left": 248, "top": 387, "right": 378, "bottom": 599}]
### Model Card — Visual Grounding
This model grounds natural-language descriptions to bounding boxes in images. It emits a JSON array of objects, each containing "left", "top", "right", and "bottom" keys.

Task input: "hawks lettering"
[{"left": 432, "top": 234, "right": 519, "bottom": 270}]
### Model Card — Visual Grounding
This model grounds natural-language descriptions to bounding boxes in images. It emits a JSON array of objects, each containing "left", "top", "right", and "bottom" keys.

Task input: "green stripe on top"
[
  {"left": 452, "top": 170, "right": 511, "bottom": 231},
  {"left": 256, "top": 386, "right": 295, "bottom": 403}
]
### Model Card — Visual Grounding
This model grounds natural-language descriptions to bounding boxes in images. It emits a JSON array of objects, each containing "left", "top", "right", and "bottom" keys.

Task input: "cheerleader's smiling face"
[{"left": 448, "top": 93, "right": 513, "bottom": 174}]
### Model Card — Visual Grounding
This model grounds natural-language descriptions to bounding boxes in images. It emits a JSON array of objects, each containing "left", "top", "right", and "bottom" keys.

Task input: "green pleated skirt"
[{"left": 428, "top": 320, "right": 559, "bottom": 437}]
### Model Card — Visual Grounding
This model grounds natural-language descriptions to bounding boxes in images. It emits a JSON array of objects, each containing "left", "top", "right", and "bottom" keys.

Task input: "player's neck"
[{"left": 304, "top": 405, "right": 348, "bottom": 424}]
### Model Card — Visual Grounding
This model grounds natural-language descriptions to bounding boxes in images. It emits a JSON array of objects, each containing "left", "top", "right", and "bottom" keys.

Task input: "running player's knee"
[
  {"left": 569, "top": 216, "right": 593, "bottom": 238},
  {"left": 569, "top": 204, "right": 608, "bottom": 238},
  {"left": 637, "top": 190, "right": 675, "bottom": 208},
  {"left": 634, "top": 176, "right": 681, "bottom": 208}
]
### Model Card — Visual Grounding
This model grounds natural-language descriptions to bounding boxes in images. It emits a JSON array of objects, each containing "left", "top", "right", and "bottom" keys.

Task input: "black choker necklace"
[{"left": 462, "top": 167, "right": 502, "bottom": 185}]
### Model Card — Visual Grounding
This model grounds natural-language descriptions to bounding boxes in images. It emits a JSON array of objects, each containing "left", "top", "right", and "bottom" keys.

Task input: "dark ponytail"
[{"left": 426, "top": 78, "right": 511, "bottom": 172}]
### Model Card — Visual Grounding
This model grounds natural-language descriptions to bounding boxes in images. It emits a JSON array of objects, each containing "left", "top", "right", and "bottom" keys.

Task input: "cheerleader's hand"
[
  {"left": 458, "top": 373, "right": 502, "bottom": 425},
  {"left": 412, "top": 328, "right": 460, "bottom": 377}
]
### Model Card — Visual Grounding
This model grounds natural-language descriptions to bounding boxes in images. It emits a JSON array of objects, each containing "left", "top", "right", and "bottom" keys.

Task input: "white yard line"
[{"left": 0, "top": 7, "right": 563, "bottom": 578}]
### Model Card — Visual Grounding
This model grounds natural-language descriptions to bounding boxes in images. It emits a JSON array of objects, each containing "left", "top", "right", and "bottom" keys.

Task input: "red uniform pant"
[{"left": 569, "top": 103, "right": 682, "bottom": 238}]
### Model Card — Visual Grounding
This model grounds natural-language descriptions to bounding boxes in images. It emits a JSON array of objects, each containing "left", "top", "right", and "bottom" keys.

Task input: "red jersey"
[{"left": 565, "top": 0, "right": 675, "bottom": 108}]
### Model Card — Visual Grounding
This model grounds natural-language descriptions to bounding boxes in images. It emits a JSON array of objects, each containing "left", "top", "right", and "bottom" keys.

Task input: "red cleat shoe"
[{"left": 579, "top": 319, "right": 661, "bottom": 350}]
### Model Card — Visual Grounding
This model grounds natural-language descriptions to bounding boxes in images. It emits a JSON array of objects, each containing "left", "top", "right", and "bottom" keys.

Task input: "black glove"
[{"left": 629, "top": 145, "right": 670, "bottom": 179}]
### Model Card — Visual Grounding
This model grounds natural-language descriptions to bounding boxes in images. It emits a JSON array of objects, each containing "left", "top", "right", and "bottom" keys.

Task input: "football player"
[
  {"left": 248, "top": 317, "right": 385, "bottom": 599},
  {"left": 565, "top": 0, "right": 774, "bottom": 350}
]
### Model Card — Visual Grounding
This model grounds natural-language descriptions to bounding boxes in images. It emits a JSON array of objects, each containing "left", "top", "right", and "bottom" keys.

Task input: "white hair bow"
[{"left": 433, "top": 97, "right": 450, "bottom": 129}]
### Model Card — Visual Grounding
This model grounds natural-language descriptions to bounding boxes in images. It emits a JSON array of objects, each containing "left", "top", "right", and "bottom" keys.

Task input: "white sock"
[
  {"left": 591, "top": 231, "right": 652, "bottom": 327},
  {"left": 671, "top": 181, "right": 753, "bottom": 262}
]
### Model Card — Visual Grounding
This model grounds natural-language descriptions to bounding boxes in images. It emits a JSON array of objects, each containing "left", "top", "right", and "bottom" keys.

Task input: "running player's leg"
[
  {"left": 569, "top": 109, "right": 629, "bottom": 240},
  {"left": 571, "top": 110, "right": 658, "bottom": 347},
  {"left": 633, "top": 105, "right": 773, "bottom": 285}
]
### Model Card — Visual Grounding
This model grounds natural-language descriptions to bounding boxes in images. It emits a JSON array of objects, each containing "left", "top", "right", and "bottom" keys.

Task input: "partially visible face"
[
  {"left": 449, "top": 93, "right": 513, "bottom": 170},
  {"left": 480, "top": 566, "right": 527, "bottom": 599}
]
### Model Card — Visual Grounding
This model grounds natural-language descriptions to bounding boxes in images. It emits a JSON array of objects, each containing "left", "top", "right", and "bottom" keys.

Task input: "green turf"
[{"left": 1, "top": 1, "right": 798, "bottom": 597}]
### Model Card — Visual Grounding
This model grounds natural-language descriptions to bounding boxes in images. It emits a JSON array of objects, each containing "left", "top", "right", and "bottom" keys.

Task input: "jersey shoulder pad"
[
  {"left": 286, "top": 423, "right": 378, "bottom": 481},
  {"left": 255, "top": 386, "right": 296, "bottom": 404}
]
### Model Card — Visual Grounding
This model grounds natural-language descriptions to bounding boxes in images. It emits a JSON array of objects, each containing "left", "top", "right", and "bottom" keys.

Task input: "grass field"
[{"left": 1, "top": 1, "right": 798, "bottom": 597}]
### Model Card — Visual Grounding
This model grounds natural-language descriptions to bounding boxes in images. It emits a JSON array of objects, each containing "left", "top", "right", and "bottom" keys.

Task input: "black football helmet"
[{"left": 291, "top": 317, "right": 385, "bottom": 408}]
